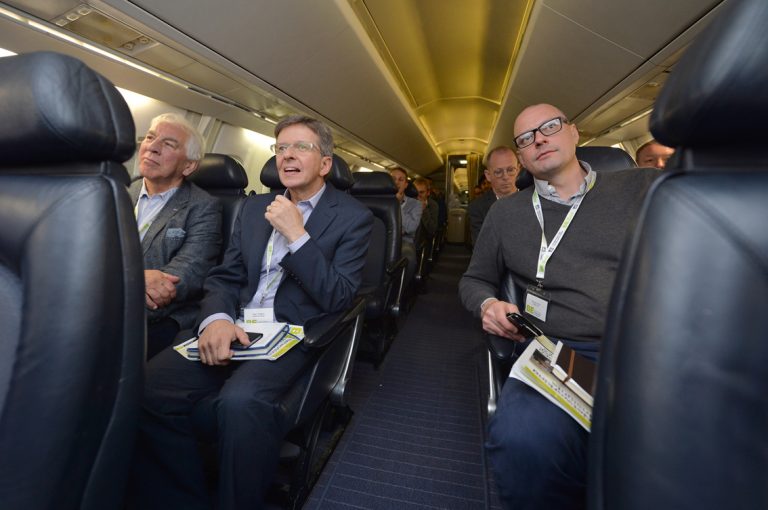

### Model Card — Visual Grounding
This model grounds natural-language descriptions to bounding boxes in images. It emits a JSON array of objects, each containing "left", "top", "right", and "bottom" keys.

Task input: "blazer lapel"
[
  {"left": 140, "top": 181, "right": 191, "bottom": 255},
  {"left": 303, "top": 183, "right": 338, "bottom": 240}
]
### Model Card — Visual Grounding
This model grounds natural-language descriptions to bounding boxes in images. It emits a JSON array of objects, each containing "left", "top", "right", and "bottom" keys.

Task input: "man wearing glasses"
[
  {"left": 132, "top": 115, "right": 373, "bottom": 510},
  {"left": 468, "top": 145, "right": 520, "bottom": 245},
  {"left": 460, "top": 104, "right": 658, "bottom": 510}
]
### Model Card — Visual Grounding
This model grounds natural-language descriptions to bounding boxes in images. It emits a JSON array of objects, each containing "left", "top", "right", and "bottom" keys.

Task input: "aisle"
[{"left": 305, "top": 245, "right": 501, "bottom": 509}]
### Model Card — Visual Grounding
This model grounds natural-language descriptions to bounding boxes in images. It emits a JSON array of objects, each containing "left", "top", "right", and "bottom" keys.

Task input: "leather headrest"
[
  {"left": 350, "top": 171, "right": 397, "bottom": 195},
  {"left": 260, "top": 154, "right": 354, "bottom": 191},
  {"left": 404, "top": 181, "right": 418, "bottom": 198},
  {"left": 0, "top": 52, "right": 135, "bottom": 168},
  {"left": 515, "top": 146, "right": 636, "bottom": 190},
  {"left": 188, "top": 153, "right": 248, "bottom": 190},
  {"left": 575, "top": 146, "right": 636, "bottom": 172},
  {"left": 650, "top": 0, "right": 768, "bottom": 149}
]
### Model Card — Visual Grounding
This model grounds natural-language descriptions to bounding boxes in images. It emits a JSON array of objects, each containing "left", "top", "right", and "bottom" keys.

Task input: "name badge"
[
  {"left": 243, "top": 307, "right": 274, "bottom": 324},
  {"left": 524, "top": 285, "right": 550, "bottom": 322}
]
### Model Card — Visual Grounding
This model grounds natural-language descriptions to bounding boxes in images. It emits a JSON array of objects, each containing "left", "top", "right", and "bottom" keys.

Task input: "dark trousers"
[
  {"left": 146, "top": 317, "right": 181, "bottom": 360},
  {"left": 130, "top": 338, "right": 315, "bottom": 510},
  {"left": 486, "top": 339, "right": 599, "bottom": 510}
]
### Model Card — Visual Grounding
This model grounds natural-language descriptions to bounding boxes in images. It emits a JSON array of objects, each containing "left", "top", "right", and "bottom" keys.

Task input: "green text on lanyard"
[
  {"left": 259, "top": 229, "right": 283, "bottom": 305},
  {"left": 531, "top": 177, "right": 596, "bottom": 282}
]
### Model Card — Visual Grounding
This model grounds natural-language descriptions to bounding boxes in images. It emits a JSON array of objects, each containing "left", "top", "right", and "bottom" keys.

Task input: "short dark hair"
[
  {"left": 389, "top": 167, "right": 408, "bottom": 179},
  {"left": 274, "top": 115, "right": 334, "bottom": 157}
]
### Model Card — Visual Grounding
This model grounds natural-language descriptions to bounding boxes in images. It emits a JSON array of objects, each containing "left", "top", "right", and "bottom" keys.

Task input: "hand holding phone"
[
  {"left": 506, "top": 312, "right": 543, "bottom": 339},
  {"left": 231, "top": 332, "right": 263, "bottom": 350}
]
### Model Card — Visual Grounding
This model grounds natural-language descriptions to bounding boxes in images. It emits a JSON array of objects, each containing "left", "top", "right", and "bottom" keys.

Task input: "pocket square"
[{"left": 166, "top": 227, "right": 186, "bottom": 239}]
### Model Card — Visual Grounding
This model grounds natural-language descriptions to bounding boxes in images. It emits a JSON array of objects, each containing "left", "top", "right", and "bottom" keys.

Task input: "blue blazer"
[
  {"left": 197, "top": 183, "right": 373, "bottom": 327},
  {"left": 129, "top": 179, "right": 222, "bottom": 328}
]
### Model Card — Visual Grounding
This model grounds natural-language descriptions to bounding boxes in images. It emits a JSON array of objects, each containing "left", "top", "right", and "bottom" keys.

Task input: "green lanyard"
[
  {"left": 258, "top": 229, "right": 283, "bottom": 305},
  {"left": 531, "top": 177, "right": 595, "bottom": 281}
]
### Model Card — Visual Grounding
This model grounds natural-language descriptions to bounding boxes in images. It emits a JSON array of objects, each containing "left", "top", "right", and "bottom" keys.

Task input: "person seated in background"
[
  {"left": 635, "top": 138, "right": 674, "bottom": 169},
  {"left": 467, "top": 145, "right": 520, "bottom": 245},
  {"left": 390, "top": 167, "right": 422, "bottom": 283},
  {"left": 414, "top": 177, "right": 439, "bottom": 238},
  {"left": 131, "top": 115, "right": 373, "bottom": 510},
  {"left": 459, "top": 103, "right": 659, "bottom": 510},
  {"left": 129, "top": 113, "right": 222, "bottom": 359},
  {"left": 426, "top": 177, "right": 447, "bottom": 228}
]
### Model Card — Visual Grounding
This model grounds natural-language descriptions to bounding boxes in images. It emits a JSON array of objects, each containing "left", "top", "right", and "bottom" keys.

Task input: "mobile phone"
[
  {"left": 231, "top": 332, "right": 263, "bottom": 350},
  {"left": 506, "top": 312, "right": 543, "bottom": 338}
]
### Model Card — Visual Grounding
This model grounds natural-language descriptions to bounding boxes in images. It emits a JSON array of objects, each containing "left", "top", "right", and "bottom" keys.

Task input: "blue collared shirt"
[{"left": 135, "top": 179, "right": 180, "bottom": 241}]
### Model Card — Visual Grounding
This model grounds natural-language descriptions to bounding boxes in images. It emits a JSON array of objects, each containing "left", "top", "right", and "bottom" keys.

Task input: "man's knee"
[
  {"left": 487, "top": 379, "right": 588, "bottom": 468},
  {"left": 217, "top": 383, "right": 281, "bottom": 435}
]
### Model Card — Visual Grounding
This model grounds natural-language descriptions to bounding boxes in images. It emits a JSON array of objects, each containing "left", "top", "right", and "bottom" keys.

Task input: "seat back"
[
  {"left": 187, "top": 153, "right": 248, "bottom": 257},
  {"left": 515, "top": 146, "right": 637, "bottom": 190},
  {"left": 349, "top": 172, "right": 403, "bottom": 313},
  {"left": 0, "top": 52, "right": 143, "bottom": 510},
  {"left": 588, "top": 2, "right": 768, "bottom": 509},
  {"left": 260, "top": 153, "right": 355, "bottom": 191}
]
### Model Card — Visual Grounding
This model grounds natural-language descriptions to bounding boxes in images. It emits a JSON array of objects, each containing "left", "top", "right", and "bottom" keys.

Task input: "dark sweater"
[{"left": 459, "top": 168, "right": 659, "bottom": 343}]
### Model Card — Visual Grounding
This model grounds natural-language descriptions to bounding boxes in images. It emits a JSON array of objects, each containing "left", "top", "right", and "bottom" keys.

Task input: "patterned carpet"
[{"left": 304, "top": 244, "right": 503, "bottom": 509}]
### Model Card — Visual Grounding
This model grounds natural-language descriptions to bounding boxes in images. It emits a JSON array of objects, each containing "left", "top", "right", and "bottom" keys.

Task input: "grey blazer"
[{"left": 129, "top": 179, "right": 222, "bottom": 329}]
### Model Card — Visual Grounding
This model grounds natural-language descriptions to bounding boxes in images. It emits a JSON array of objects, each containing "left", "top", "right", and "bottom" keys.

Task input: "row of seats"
[{"left": 0, "top": 51, "right": 389, "bottom": 510}]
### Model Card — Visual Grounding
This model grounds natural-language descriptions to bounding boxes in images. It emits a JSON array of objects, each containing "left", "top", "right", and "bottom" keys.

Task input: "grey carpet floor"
[{"left": 304, "top": 245, "right": 503, "bottom": 509}]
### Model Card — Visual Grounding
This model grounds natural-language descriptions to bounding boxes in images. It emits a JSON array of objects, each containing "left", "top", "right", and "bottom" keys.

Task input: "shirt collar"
[
  {"left": 139, "top": 178, "right": 181, "bottom": 200},
  {"left": 289, "top": 183, "right": 326, "bottom": 211},
  {"left": 533, "top": 161, "right": 595, "bottom": 206}
]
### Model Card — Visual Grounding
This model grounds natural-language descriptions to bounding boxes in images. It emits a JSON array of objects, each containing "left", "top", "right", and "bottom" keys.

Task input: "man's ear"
[
  {"left": 319, "top": 156, "right": 332, "bottom": 177},
  {"left": 484, "top": 168, "right": 492, "bottom": 181},
  {"left": 568, "top": 122, "right": 580, "bottom": 144},
  {"left": 181, "top": 159, "right": 199, "bottom": 177}
]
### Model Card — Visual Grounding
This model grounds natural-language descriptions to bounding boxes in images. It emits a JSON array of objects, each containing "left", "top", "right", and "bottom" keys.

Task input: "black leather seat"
[
  {"left": 486, "top": 146, "right": 638, "bottom": 418},
  {"left": 187, "top": 153, "right": 249, "bottom": 258},
  {"left": 349, "top": 171, "right": 408, "bottom": 365},
  {"left": 0, "top": 52, "right": 143, "bottom": 510},
  {"left": 589, "top": 1, "right": 768, "bottom": 509},
  {"left": 191, "top": 152, "right": 365, "bottom": 508}
]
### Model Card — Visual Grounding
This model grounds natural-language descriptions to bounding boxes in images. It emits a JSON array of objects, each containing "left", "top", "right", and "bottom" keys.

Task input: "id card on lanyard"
[{"left": 526, "top": 177, "right": 595, "bottom": 321}]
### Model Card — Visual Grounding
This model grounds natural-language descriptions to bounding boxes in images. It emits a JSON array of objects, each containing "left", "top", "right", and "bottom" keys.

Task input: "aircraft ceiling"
[{"left": 0, "top": 0, "right": 724, "bottom": 174}]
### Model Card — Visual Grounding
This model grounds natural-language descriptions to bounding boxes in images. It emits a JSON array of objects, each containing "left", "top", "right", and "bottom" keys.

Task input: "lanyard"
[
  {"left": 259, "top": 229, "right": 283, "bottom": 304},
  {"left": 532, "top": 177, "right": 595, "bottom": 281}
]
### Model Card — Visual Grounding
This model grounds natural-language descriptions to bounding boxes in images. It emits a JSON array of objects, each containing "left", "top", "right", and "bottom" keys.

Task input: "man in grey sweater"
[{"left": 459, "top": 103, "right": 658, "bottom": 510}]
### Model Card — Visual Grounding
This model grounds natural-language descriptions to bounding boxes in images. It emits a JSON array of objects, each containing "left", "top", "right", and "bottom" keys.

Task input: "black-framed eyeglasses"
[
  {"left": 269, "top": 141, "right": 320, "bottom": 155},
  {"left": 514, "top": 117, "right": 568, "bottom": 149},
  {"left": 489, "top": 166, "right": 518, "bottom": 178}
]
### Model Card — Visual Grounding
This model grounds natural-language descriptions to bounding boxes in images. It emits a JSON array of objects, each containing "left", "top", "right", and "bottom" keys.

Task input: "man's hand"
[
  {"left": 481, "top": 299, "right": 526, "bottom": 342},
  {"left": 265, "top": 195, "right": 306, "bottom": 243},
  {"left": 395, "top": 189, "right": 405, "bottom": 203},
  {"left": 145, "top": 270, "right": 180, "bottom": 310},
  {"left": 197, "top": 320, "right": 250, "bottom": 366}
]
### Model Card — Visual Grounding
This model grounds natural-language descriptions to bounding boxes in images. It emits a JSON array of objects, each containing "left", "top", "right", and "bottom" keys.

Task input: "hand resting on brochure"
[{"left": 174, "top": 321, "right": 304, "bottom": 362}]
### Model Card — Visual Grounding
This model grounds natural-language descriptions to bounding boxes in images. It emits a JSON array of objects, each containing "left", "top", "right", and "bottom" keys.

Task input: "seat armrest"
[
  {"left": 486, "top": 333, "right": 518, "bottom": 362},
  {"left": 385, "top": 256, "right": 407, "bottom": 276},
  {"left": 386, "top": 257, "right": 408, "bottom": 317},
  {"left": 302, "top": 297, "right": 367, "bottom": 348}
]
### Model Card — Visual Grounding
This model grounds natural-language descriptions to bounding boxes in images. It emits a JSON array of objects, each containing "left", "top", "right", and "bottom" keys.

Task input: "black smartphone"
[
  {"left": 506, "top": 312, "right": 543, "bottom": 338},
  {"left": 231, "top": 332, "right": 263, "bottom": 350}
]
